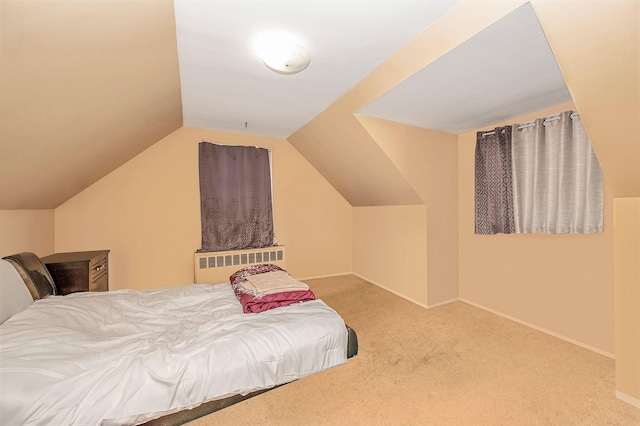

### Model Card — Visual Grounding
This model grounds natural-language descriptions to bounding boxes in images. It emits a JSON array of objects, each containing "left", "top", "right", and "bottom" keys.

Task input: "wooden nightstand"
[{"left": 42, "top": 250, "right": 109, "bottom": 295}]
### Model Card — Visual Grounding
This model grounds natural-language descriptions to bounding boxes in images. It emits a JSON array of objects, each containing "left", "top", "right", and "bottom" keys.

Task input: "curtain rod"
[
  {"left": 200, "top": 140, "right": 272, "bottom": 152},
  {"left": 481, "top": 129, "right": 506, "bottom": 137},
  {"left": 481, "top": 112, "right": 580, "bottom": 137}
]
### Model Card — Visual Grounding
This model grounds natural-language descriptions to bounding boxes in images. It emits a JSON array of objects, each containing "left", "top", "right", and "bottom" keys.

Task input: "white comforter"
[{"left": 0, "top": 284, "right": 347, "bottom": 425}]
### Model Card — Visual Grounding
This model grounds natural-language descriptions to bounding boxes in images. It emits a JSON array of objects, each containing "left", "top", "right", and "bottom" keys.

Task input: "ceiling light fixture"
[{"left": 254, "top": 32, "right": 310, "bottom": 75}]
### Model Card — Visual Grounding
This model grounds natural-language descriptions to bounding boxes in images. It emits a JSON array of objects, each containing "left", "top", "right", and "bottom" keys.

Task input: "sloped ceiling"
[
  {"left": 2, "top": 0, "right": 463, "bottom": 209},
  {"left": 290, "top": 0, "right": 640, "bottom": 203},
  {"left": 0, "top": 0, "right": 182, "bottom": 209},
  {"left": 2, "top": 0, "right": 639, "bottom": 209},
  {"left": 290, "top": 2, "right": 574, "bottom": 206}
]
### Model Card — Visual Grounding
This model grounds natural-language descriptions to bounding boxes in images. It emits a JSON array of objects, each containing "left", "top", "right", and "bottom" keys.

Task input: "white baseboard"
[
  {"left": 307, "top": 273, "right": 615, "bottom": 360},
  {"left": 459, "top": 298, "right": 615, "bottom": 359},
  {"left": 342, "top": 273, "right": 459, "bottom": 309},
  {"left": 427, "top": 297, "right": 460, "bottom": 309},
  {"left": 299, "top": 271, "right": 354, "bottom": 281},
  {"left": 352, "top": 273, "right": 431, "bottom": 309},
  {"left": 616, "top": 390, "right": 640, "bottom": 409}
]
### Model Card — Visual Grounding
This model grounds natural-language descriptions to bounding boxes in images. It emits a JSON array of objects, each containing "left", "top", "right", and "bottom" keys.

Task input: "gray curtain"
[
  {"left": 474, "top": 126, "right": 516, "bottom": 234},
  {"left": 199, "top": 142, "right": 274, "bottom": 252},
  {"left": 511, "top": 111, "right": 603, "bottom": 233}
]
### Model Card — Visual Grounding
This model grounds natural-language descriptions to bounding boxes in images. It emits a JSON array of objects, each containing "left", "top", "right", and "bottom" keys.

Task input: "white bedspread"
[{"left": 0, "top": 284, "right": 347, "bottom": 425}]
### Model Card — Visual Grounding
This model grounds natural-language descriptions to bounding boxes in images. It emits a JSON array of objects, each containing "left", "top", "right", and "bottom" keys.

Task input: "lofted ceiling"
[{"left": 1, "top": 0, "right": 573, "bottom": 210}]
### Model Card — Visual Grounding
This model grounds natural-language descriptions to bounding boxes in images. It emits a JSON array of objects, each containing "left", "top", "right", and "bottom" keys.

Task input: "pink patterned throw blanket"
[{"left": 230, "top": 264, "right": 316, "bottom": 313}]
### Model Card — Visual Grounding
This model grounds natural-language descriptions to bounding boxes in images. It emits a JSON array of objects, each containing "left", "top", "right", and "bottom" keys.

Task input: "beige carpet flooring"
[{"left": 189, "top": 275, "right": 640, "bottom": 426}]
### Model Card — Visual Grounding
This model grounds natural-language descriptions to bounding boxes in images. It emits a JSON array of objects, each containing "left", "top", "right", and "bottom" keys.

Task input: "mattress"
[{"left": 0, "top": 283, "right": 348, "bottom": 425}]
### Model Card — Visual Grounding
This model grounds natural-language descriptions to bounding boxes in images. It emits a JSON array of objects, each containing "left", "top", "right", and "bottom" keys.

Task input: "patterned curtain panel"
[
  {"left": 199, "top": 142, "right": 274, "bottom": 252},
  {"left": 474, "top": 126, "right": 516, "bottom": 234},
  {"left": 511, "top": 111, "right": 603, "bottom": 233}
]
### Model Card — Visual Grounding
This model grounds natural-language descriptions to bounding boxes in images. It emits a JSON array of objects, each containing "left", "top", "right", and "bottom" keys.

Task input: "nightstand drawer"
[{"left": 42, "top": 250, "right": 110, "bottom": 295}]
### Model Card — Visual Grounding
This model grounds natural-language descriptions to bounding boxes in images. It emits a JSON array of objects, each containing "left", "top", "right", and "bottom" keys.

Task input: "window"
[
  {"left": 198, "top": 142, "right": 274, "bottom": 251},
  {"left": 475, "top": 111, "right": 603, "bottom": 234}
]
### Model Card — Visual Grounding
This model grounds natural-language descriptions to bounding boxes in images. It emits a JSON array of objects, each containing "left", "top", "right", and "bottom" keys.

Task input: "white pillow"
[{"left": 0, "top": 259, "right": 34, "bottom": 323}]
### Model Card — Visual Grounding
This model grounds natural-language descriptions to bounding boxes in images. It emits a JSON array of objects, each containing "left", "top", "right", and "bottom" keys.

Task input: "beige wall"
[
  {"left": 55, "top": 127, "right": 352, "bottom": 291},
  {"left": 614, "top": 198, "right": 640, "bottom": 404},
  {"left": 0, "top": 210, "right": 55, "bottom": 258},
  {"left": 356, "top": 116, "right": 459, "bottom": 306},
  {"left": 458, "top": 102, "right": 615, "bottom": 356},
  {"left": 353, "top": 205, "right": 428, "bottom": 306}
]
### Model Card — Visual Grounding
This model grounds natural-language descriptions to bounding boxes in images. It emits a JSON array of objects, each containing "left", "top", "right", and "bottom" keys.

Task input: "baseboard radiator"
[{"left": 194, "top": 246, "right": 286, "bottom": 284}]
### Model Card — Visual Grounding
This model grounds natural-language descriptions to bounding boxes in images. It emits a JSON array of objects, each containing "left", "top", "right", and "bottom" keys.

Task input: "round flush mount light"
[{"left": 254, "top": 32, "right": 310, "bottom": 75}]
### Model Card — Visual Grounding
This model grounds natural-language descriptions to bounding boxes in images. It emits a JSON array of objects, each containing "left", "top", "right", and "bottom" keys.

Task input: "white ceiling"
[
  {"left": 358, "top": 3, "right": 572, "bottom": 134},
  {"left": 175, "top": 1, "right": 571, "bottom": 138},
  {"left": 174, "top": 0, "right": 462, "bottom": 138}
]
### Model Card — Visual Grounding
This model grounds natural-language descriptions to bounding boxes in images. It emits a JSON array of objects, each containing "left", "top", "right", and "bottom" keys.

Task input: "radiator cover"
[{"left": 194, "top": 246, "right": 286, "bottom": 284}]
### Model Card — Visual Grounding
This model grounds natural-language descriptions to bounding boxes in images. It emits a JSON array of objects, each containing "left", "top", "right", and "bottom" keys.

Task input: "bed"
[{"left": 0, "top": 253, "right": 357, "bottom": 425}]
